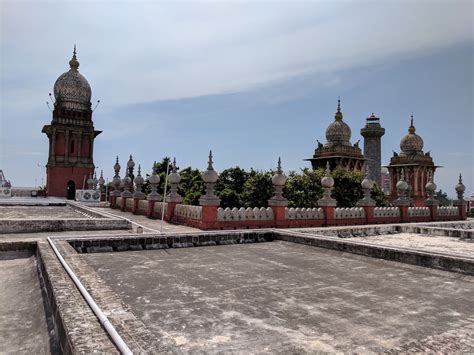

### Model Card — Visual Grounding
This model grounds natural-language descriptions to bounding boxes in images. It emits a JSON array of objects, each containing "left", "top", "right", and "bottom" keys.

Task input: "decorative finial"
[
  {"left": 325, "top": 161, "right": 331, "bottom": 175},
  {"left": 277, "top": 157, "right": 282, "bottom": 174},
  {"left": 116, "top": 156, "right": 119, "bottom": 164},
  {"left": 207, "top": 150, "right": 214, "bottom": 170},
  {"left": 138, "top": 164, "right": 141, "bottom": 175},
  {"left": 172, "top": 157, "right": 177, "bottom": 173},
  {"left": 459, "top": 173, "right": 463, "bottom": 183},
  {"left": 153, "top": 161, "right": 157, "bottom": 174},
  {"left": 335, "top": 98, "right": 343, "bottom": 121},
  {"left": 408, "top": 115, "right": 415, "bottom": 134},
  {"left": 69, "top": 45, "right": 79, "bottom": 70}
]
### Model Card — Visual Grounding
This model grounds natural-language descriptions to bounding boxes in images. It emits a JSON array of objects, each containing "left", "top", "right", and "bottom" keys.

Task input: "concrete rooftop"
[{"left": 83, "top": 241, "right": 474, "bottom": 353}]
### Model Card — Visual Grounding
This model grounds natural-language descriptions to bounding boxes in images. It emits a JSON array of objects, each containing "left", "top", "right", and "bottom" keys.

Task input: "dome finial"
[
  {"left": 408, "top": 114, "right": 415, "bottom": 134},
  {"left": 69, "top": 45, "right": 79, "bottom": 71},
  {"left": 335, "top": 97, "right": 343, "bottom": 121}
]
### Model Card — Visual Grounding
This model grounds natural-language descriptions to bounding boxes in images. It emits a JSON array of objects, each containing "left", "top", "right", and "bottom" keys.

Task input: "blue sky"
[{"left": 1, "top": 0, "right": 473, "bottom": 197}]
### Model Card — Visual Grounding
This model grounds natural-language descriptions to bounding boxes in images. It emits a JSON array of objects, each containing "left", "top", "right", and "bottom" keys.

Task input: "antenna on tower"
[
  {"left": 48, "top": 93, "right": 55, "bottom": 105},
  {"left": 46, "top": 102, "right": 52, "bottom": 112},
  {"left": 92, "top": 99, "right": 101, "bottom": 112}
]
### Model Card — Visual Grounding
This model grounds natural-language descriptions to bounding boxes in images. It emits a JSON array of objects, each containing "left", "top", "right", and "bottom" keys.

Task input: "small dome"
[
  {"left": 53, "top": 46, "right": 92, "bottom": 111},
  {"left": 325, "top": 100, "right": 351, "bottom": 145},
  {"left": 400, "top": 116, "right": 424, "bottom": 155},
  {"left": 326, "top": 120, "right": 352, "bottom": 145}
]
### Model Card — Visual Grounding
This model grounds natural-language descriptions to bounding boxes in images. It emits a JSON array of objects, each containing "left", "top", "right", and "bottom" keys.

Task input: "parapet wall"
[{"left": 109, "top": 194, "right": 466, "bottom": 231}]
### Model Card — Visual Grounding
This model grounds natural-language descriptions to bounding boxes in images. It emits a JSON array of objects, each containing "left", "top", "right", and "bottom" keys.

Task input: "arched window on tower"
[{"left": 70, "top": 140, "right": 75, "bottom": 154}]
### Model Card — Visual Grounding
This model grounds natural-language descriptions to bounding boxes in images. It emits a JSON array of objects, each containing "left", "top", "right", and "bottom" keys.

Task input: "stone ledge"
[
  {"left": 274, "top": 230, "right": 474, "bottom": 275},
  {"left": 36, "top": 241, "right": 118, "bottom": 354}
]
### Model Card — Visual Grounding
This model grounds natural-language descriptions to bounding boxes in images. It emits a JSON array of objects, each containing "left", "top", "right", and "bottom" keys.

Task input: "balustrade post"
[
  {"left": 318, "top": 163, "right": 337, "bottom": 226},
  {"left": 357, "top": 164, "right": 376, "bottom": 224},
  {"left": 268, "top": 158, "right": 288, "bottom": 228},
  {"left": 453, "top": 173, "right": 467, "bottom": 220},
  {"left": 199, "top": 151, "right": 221, "bottom": 228},
  {"left": 166, "top": 158, "right": 183, "bottom": 221}
]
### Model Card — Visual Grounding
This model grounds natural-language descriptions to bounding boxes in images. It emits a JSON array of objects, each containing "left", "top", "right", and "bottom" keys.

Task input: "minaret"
[
  {"left": 42, "top": 47, "right": 101, "bottom": 198},
  {"left": 360, "top": 113, "right": 385, "bottom": 185}
]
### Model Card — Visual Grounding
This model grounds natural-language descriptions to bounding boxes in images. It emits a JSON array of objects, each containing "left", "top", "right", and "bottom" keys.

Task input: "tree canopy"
[{"left": 141, "top": 159, "right": 389, "bottom": 207}]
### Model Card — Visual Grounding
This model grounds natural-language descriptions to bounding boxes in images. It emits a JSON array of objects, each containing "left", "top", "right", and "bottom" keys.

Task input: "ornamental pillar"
[
  {"left": 268, "top": 157, "right": 288, "bottom": 228},
  {"left": 317, "top": 162, "right": 337, "bottom": 226}
]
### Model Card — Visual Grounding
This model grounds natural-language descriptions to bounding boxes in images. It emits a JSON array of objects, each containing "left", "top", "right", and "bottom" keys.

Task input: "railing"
[
  {"left": 175, "top": 204, "right": 202, "bottom": 220},
  {"left": 116, "top": 197, "right": 123, "bottom": 206},
  {"left": 153, "top": 202, "right": 168, "bottom": 215},
  {"left": 374, "top": 207, "right": 401, "bottom": 218},
  {"left": 437, "top": 206, "right": 458, "bottom": 216},
  {"left": 408, "top": 207, "right": 430, "bottom": 217},
  {"left": 217, "top": 207, "right": 274, "bottom": 221},
  {"left": 335, "top": 207, "right": 365, "bottom": 219},
  {"left": 138, "top": 200, "right": 148, "bottom": 212},
  {"left": 125, "top": 198, "right": 134, "bottom": 209},
  {"left": 285, "top": 207, "right": 324, "bottom": 220}
]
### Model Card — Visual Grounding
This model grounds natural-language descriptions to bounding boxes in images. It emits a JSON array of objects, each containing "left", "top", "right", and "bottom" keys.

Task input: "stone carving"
[
  {"left": 98, "top": 170, "right": 105, "bottom": 189},
  {"left": 357, "top": 164, "right": 375, "bottom": 207},
  {"left": 133, "top": 164, "right": 145, "bottom": 199},
  {"left": 147, "top": 161, "right": 162, "bottom": 201},
  {"left": 217, "top": 207, "right": 274, "bottom": 221},
  {"left": 127, "top": 154, "right": 135, "bottom": 183},
  {"left": 167, "top": 158, "right": 183, "bottom": 203},
  {"left": 407, "top": 207, "right": 430, "bottom": 217},
  {"left": 92, "top": 171, "right": 99, "bottom": 190},
  {"left": 199, "top": 151, "right": 220, "bottom": 206},
  {"left": 284, "top": 207, "right": 324, "bottom": 220},
  {"left": 268, "top": 157, "right": 288, "bottom": 207},
  {"left": 455, "top": 173, "right": 465, "bottom": 201},
  {"left": 121, "top": 171, "right": 132, "bottom": 198},
  {"left": 153, "top": 202, "right": 168, "bottom": 215},
  {"left": 317, "top": 162, "right": 336, "bottom": 207},
  {"left": 425, "top": 171, "right": 438, "bottom": 205},
  {"left": 374, "top": 207, "right": 401, "bottom": 218},
  {"left": 111, "top": 156, "right": 122, "bottom": 197},
  {"left": 437, "top": 206, "right": 458, "bottom": 216},
  {"left": 335, "top": 207, "right": 365, "bottom": 219},
  {"left": 175, "top": 204, "right": 202, "bottom": 220},
  {"left": 393, "top": 169, "right": 410, "bottom": 206}
]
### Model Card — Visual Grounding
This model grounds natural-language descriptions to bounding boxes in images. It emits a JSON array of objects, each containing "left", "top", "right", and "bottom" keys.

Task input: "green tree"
[
  {"left": 436, "top": 189, "right": 451, "bottom": 206},
  {"left": 241, "top": 170, "right": 274, "bottom": 207},
  {"left": 283, "top": 168, "right": 324, "bottom": 208},
  {"left": 178, "top": 167, "right": 204, "bottom": 205},
  {"left": 215, "top": 167, "right": 249, "bottom": 208}
]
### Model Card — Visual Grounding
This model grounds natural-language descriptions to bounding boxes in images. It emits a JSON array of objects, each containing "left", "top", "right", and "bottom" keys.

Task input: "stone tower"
[
  {"left": 360, "top": 113, "right": 385, "bottom": 185},
  {"left": 42, "top": 47, "right": 101, "bottom": 198}
]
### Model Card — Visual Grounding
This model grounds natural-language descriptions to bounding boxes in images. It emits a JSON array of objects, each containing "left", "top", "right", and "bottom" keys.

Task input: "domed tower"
[
  {"left": 306, "top": 99, "right": 364, "bottom": 171},
  {"left": 360, "top": 113, "right": 385, "bottom": 185},
  {"left": 42, "top": 47, "right": 101, "bottom": 198},
  {"left": 387, "top": 116, "right": 438, "bottom": 206}
]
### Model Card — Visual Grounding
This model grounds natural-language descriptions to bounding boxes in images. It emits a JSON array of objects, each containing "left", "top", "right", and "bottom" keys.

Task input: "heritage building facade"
[
  {"left": 387, "top": 116, "right": 437, "bottom": 206},
  {"left": 42, "top": 48, "right": 101, "bottom": 198},
  {"left": 307, "top": 100, "right": 365, "bottom": 172}
]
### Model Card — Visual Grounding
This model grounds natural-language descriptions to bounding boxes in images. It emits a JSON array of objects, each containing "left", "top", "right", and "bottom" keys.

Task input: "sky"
[{"left": 0, "top": 0, "right": 473, "bottom": 198}]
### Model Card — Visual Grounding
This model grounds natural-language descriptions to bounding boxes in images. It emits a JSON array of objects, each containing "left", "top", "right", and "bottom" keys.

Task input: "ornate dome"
[
  {"left": 325, "top": 100, "right": 352, "bottom": 146},
  {"left": 53, "top": 46, "right": 92, "bottom": 111},
  {"left": 400, "top": 116, "right": 424, "bottom": 155}
]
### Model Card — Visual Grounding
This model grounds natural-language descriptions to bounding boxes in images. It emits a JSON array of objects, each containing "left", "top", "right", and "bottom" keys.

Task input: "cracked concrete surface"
[
  {"left": 83, "top": 241, "right": 474, "bottom": 353},
  {"left": 0, "top": 252, "right": 59, "bottom": 354}
]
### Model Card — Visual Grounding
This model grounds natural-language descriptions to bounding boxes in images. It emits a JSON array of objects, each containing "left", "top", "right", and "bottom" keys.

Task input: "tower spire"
[
  {"left": 335, "top": 97, "right": 343, "bottom": 121},
  {"left": 408, "top": 114, "right": 415, "bottom": 134},
  {"left": 69, "top": 44, "right": 79, "bottom": 71}
]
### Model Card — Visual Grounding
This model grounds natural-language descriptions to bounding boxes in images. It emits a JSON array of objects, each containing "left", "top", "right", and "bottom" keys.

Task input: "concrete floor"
[
  {"left": 0, "top": 205, "right": 82, "bottom": 219},
  {"left": 83, "top": 241, "right": 474, "bottom": 353},
  {"left": 354, "top": 233, "right": 474, "bottom": 258},
  {"left": 0, "top": 252, "right": 59, "bottom": 354}
]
